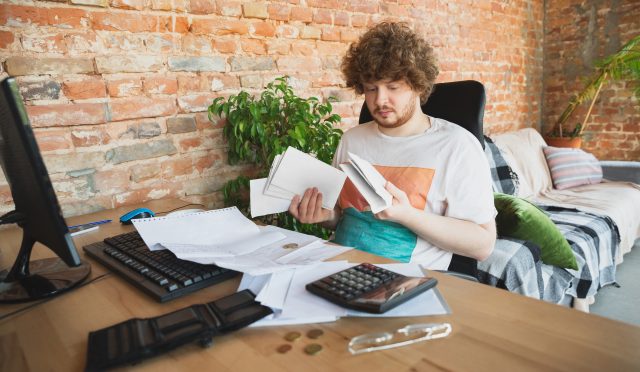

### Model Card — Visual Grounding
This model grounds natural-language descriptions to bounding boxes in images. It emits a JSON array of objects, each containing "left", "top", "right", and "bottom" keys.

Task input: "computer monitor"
[{"left": 0, "top": 77, "right": 90, "bottom": 303}]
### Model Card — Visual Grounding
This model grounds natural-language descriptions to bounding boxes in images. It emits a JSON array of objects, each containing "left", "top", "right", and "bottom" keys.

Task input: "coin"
[
  {"left": 284, "top": 331, "right": 301, "bottom": 342},
  {"left": 306, "top": 329, "right": 324, "bottom": 339},
  {"left": 277, "top": 344, "right": 292, "bottom": 354},
  {"left": 282, "top": 243, "right": 299, "bottom": 249},
  {"left": 304, "top": 343, "right": 323, "bottom": 355}
]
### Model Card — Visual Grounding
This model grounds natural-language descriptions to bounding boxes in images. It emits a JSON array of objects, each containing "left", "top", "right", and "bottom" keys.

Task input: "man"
[{"left": 289, "top": 22, "right": 496, "bottom": 270}]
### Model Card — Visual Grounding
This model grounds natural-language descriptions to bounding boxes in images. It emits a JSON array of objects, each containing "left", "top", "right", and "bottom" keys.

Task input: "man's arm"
[
  {"left": 376, "top": 182, "right": 496, "bottom": 261},
  {"left": 289, "top": 187, "right": 342, "bottom": 230}
]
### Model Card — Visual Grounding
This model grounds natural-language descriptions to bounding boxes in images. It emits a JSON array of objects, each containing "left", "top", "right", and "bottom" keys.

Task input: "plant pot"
[{"left": 544, "top": 136, "right": 582, "bottom": 148}]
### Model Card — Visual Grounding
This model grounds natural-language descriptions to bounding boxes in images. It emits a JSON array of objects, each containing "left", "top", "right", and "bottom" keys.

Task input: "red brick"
[
  {"left": 0, "top": 5, "right": 45, "bottom": 27},
  {"left": 267, "top": 39, "right": 291, "bottom": 55},
  {"left": 191, "top": 19, "right": 249, "bottom": 35},
  {"left": 194, "top": 152, "right": 221, "bottom": 174},
  {"left": 242, "top": 39, "right": 267, "bottom": 54},
  {"left": 0, "top": 31, "right": 15, "bottom": 49},
  {"left": 110, "top": 0, "right": 147, "bottom": 10},
  {"left": 189, "top": 0, "right": 216, "bottom": 14},
  {"left": 178, "top": 93, "right": 218, "bottom": 113},
  {"left": 91, "top": 12, "right": 159, "bottom": 32},
  {"left": 322, "top": 26, "right": 340, "bottom": 42},
  {"left": 307, "top": 0, "right": 341, "bottom": 9},
  {"left": 107, "top": 78, "right": 143, "bottom": 98},
  {"left": 20, "top": 33, "right": 66, "bottom": 53},
  {"left": 277, "top": 56, "right": 322, "bottom": 72},
  {"left": 341, "top": 28, "right": 360, "bottom": 42},
  {"left": 268, "top": 4, "right": 290, "bottom": 21},
  {"left": 351, "top": 14, "right": 368, "bottom": 27},
  {"left": 291, "top": 7, "right": 313, "bottom": 22},
  {"left": 27, "top": 103, "right": 107, "bottom": 127},
  {"left": 151, "top": 0, "right": 172, "bottom": 10},
  {"left": 71, "top": 128, "right": 112, "bottom": 147},
  {"left": 216, "top": 0, "right": 241, "bottom": 16},
  {"left": 94, "top": 169, "right": 130, "bottom": 193},
  {"left": 63, "top": 78, "right": 107, "bottom": 100},
  {"left": 174, "top": 16, "right": 190, "bottom": 33},
  {"left": 144, "top": 77, "right": 178, "bottom": 95},
  {"left": 291, "top": 40, "right": 315, "bottom": 56},
  {"left": 177, "top": 75, "right": 210, "bottom": 93},
  {"left": 214, "top": 39, "right": 238, "bottom": 53},
  {"left": 313, "top": 9, "right": 333, "bottom": 25},
  {"left": 252, "top": 21, "right": 276, "bottom": 37},
  {"left": 161, "top": 157, "right": 193, "bottom": 177},
  {"left": 334, "top": 11, "right": 349, "bottom": 26},
  {"left": 34, "top": 128, "right": 71, "bottom": 152},
  {"left": 109, "top": 97, "right": 177, "bottom": 121}
]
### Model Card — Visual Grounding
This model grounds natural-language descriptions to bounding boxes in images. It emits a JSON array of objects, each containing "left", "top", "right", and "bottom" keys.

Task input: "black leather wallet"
[{"left": 85, "top": 289, "right": 271, "bottom": 371}]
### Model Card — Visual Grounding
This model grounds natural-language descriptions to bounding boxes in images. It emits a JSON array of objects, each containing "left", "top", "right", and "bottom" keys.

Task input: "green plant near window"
[
  {"left": 547, "top": 34, "right": 640, "bottom": 139},
  {"left": 208, "top": 76, "right": 343, "bottom": 238}
]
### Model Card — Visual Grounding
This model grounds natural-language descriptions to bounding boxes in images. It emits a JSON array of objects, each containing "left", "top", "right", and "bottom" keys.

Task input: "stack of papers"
[
  {"left": 339, "top": 152, "right": 392, "bottom": 213},
  {"left": 240, "top": 262, "right": 451, "bottom": 326},
  {"left": 131, "top": 207, "right": 352, "bottom": 276},
  {"left": 250, "top": 147, "right": 347, "bottom": 218}
]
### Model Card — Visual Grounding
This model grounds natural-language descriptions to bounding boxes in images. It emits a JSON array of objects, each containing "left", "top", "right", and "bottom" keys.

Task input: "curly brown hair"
[{"left": 341, "top": 22, "right": 439, "bottom": 104}]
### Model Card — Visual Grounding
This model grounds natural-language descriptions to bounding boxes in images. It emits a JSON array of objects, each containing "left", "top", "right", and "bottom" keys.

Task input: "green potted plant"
[
  {"left": 208, "top": 76, "right": 343, "bottom": 238},
  {"left": 545, "top": 34, "right": 640, "bottom": 148}
]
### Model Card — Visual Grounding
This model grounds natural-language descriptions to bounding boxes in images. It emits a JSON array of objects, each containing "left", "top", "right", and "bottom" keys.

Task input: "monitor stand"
[{"left": 0, "top": 221, "right": 91, "bottom": 303}]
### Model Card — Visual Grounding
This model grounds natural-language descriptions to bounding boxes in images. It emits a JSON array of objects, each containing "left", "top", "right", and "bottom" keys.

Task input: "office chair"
[{"left": 358, "top": 80, "right": 487, "bottom": 281}]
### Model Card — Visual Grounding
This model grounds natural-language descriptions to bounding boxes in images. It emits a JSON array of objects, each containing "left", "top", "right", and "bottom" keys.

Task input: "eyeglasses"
[{"left": 348, "top": 323, "right": 452, "bottom": 355}]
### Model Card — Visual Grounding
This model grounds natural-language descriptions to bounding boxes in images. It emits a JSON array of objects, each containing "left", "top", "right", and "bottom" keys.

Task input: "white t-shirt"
[{"left": 332, "top": 116, "right": 496, "bottom": 268}]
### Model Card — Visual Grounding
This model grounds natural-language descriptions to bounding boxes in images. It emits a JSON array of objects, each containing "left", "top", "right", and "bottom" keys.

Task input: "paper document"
[
  {"left": 245, "top": 262, "right": 450, "bottom": 327},
  {"left": 250, "top": 178, "right": 291, "bottom": 218},
  {"left": 339, "top": 152, "right": 392, "bottom": 213},
  {"left": 251, "top": 147, "right": 347, "bottom": 217}
]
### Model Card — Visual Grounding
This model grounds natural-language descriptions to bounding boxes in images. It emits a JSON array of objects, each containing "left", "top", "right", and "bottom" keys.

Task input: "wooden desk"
[{"left": 1, "top": 199, "right": 639, "bottom": 371}]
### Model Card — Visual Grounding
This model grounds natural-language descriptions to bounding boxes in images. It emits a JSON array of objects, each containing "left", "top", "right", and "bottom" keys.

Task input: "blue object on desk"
[
  {"left": 119, "top": 208, "right": 155, "bottom": 225},
  {"left": 68, "top": 219, "right": 112, "bottom": 229}
]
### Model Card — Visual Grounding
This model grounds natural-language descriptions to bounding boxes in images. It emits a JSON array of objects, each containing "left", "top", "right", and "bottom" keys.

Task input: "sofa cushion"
[
  {"left": 493, "top": 193, "right": 578, "bottom": 270},
  {"left": 491, "top": 128, "right": 553, "bottom": 198},
  {"left": 543, "top": 146, "right": 602, "bottom": 190},
  {"left": 484, "top": 135, "right": 520, "bottom": 195}
]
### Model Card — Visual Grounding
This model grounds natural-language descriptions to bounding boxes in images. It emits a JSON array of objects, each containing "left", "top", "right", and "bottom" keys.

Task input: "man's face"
[{"left": 363, "top": 79, "right": 420, "bottom": 129}]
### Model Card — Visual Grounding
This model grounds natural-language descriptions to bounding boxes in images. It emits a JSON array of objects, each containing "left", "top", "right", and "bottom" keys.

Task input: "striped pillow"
[{"left": 543, "top": 146, "right": 602, "bottom": 190}]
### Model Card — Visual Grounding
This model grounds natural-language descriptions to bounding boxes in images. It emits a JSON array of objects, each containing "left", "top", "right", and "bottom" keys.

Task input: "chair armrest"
[{"left": 600, "top": 160, "right": 640, "bottom": 184}]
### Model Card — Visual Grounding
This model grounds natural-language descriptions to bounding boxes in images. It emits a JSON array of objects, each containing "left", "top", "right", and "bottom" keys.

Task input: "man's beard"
[{"left": 372, "top": 95, "right": 419, "bottom": 129}]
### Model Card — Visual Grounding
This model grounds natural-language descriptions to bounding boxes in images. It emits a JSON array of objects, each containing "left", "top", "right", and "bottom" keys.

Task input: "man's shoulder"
[{"left": 342, "top": 121, "right": 376, "bottom": 138}]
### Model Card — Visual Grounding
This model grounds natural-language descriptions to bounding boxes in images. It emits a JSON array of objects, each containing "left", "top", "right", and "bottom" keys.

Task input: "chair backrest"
[{"left": 358, "top": 80, "right": 486, "bottom": 149}]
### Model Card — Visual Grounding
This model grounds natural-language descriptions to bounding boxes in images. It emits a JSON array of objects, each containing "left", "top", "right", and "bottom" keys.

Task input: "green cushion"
[{"left": 493, "top": 193, "right": 578, "bottom": 270}]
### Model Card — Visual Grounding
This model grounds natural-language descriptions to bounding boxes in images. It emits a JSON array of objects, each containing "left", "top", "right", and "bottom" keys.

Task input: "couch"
[{"left": 477, "top": 128, "right": 640, "bottom": 311}]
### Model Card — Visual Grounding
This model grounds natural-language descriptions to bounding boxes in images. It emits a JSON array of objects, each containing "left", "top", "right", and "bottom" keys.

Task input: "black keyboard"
[{"left": 83, "top": 231, "right": 239, "bottom": 302}]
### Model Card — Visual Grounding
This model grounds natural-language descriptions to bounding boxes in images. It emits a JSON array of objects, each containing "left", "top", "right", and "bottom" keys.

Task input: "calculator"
[{"left": 305, "top": 263, "right": 438, "bottom": 314}]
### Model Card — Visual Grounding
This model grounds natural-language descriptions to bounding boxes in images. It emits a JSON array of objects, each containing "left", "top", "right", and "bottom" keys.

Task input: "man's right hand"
[{"left": 288, "top": 187, "right": 335, "bottom": 224}]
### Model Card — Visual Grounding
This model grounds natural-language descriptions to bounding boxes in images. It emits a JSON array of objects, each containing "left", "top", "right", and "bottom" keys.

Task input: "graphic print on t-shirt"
[
  {"left": 334, "top": 165, "right": 435, "bottom": 262},
  {"left": 338, "top": 165, "right": 435, "bottom": 211}
]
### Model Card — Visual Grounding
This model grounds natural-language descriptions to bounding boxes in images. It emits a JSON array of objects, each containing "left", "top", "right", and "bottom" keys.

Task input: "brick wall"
[
  {"left": 543, "top": 0, "right": 640, "bottom": 160},
  {"left": 0, "top": 0, "right": 544, "bottom": 217}
]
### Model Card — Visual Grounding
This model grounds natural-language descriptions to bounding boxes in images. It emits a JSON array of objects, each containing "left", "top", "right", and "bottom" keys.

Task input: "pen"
[{"left": 68, "top": 219, "right": 112, "bottom": 229}]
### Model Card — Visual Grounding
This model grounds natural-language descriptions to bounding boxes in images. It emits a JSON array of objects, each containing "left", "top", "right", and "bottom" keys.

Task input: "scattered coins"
[
  {"left": 304, "top": 343, "right": 323, "bottom": 355},
  {"left": 284, "top": 331, "right": 302, "bottom": 342},
  {"left": 276, "top": 344, "right": 292, "bottom": 354},
  {"left": 282, "top": 243, "right": 299, "bottom": 249},
  {"left": 306, "top": 329, "right": 324, "bottom": 339}
]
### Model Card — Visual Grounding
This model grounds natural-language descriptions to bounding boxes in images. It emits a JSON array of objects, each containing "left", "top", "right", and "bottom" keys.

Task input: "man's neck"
[{"left": 377, "top": 105, "right": 431, "bottom": 137}]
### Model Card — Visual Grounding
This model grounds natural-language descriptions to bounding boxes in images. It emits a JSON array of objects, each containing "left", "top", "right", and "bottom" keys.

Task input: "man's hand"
[
  {"left": 375, "top": 181, "right": 413, "bottom": 223},
  {"left": 289, "top": 187, "right": 335, "bottom": 224}
]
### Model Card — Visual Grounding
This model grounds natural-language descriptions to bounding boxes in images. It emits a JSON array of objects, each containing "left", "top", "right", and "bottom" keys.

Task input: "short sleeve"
[{"left": 444, "top": 134, "right": 497, "bottom": 225}]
